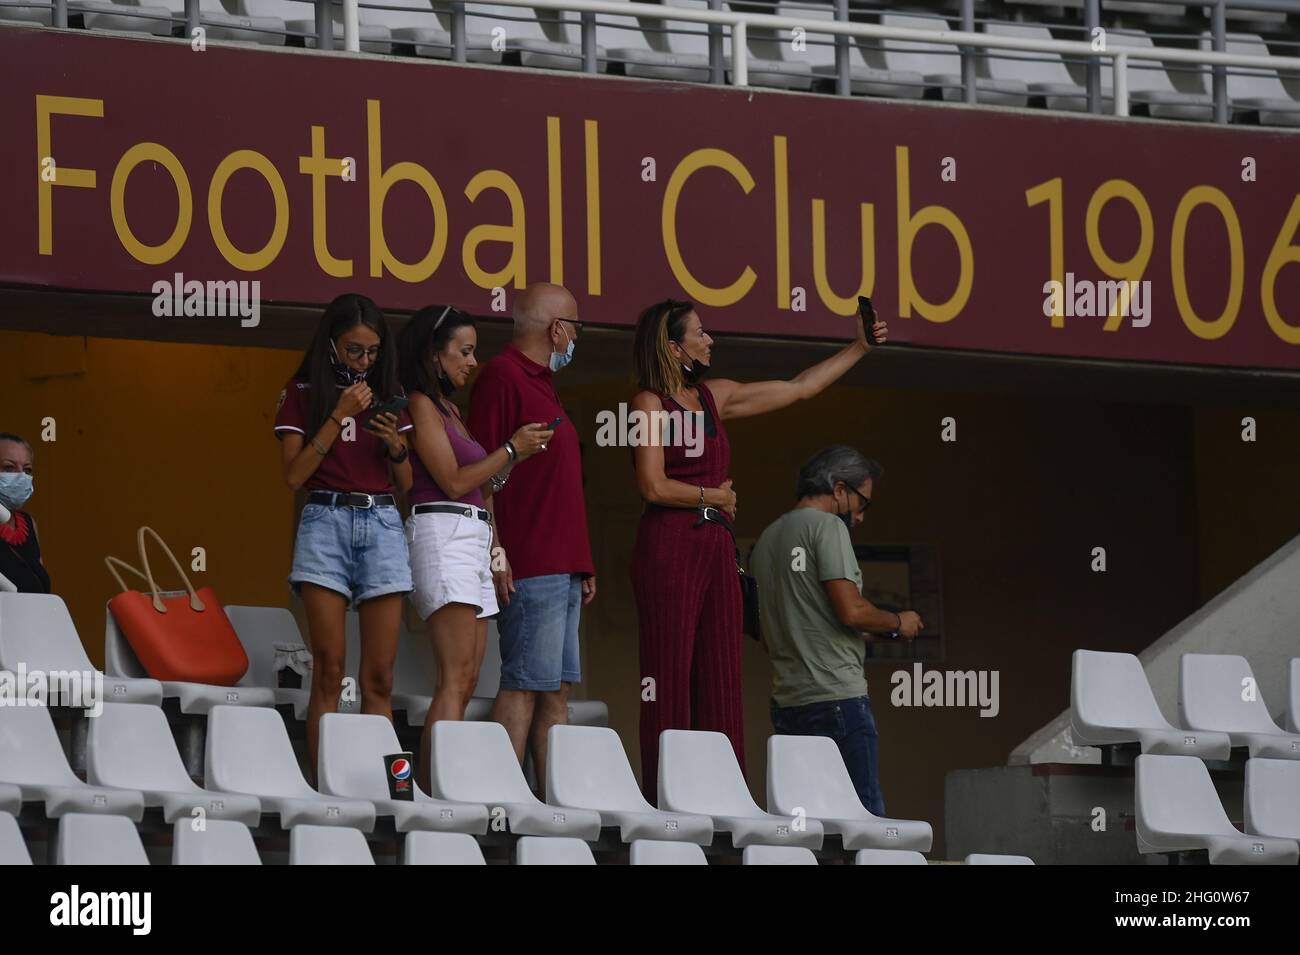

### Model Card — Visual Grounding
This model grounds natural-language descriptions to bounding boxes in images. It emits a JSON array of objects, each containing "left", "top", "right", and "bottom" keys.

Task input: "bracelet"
[
  {"left": 310, "top": 438, "right": 329, "bottom": 457},
  {"left": 329, "top": 414, "right": 344, "bottom": 429},
  {"left": 503, "top": 441, "right": 517, "bottom": 463},
  {"left": 386, "top": 445, "right": 408, "bottom": 464},
  {"left": 490, "top": 472, "right": 508, "bottom": 493},
  {"left": 698, "top": 485, "right": 705, "bottom": 507}
]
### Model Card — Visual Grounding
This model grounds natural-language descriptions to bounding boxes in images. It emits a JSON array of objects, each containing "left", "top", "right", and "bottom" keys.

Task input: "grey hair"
[{"left": 796, "top": 445, "right": 882, "bottom": 498}]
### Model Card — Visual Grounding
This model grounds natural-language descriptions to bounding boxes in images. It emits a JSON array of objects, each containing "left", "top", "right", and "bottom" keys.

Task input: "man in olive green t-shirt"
[{"left": 751, "top": 446, "right": 922, "bottom": 816}]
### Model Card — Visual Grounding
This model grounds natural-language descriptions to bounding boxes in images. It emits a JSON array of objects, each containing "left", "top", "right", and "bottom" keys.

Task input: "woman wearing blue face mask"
[
  {"left": 0, "top": 432, "right": 50, "bottom": 594},
  {"left": 273, "top": 293, "right": 413, "bottom": 775}
]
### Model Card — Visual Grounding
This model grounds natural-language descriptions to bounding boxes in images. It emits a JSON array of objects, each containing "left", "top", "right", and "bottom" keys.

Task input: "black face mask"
[
  {"left": 681, "top": 358, "right": 710, "bottom": 384},
  {"left": 329, "top": 341, "right": 370, "bottom": 387}
]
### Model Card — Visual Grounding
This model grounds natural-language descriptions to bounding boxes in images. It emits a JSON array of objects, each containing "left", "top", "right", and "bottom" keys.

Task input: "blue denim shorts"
[
  {"left": 497, "top": 573, "right": 582, "bottom": 692},
  {"left": 289, "top": 502, "right": 413, "bottom": 608}
]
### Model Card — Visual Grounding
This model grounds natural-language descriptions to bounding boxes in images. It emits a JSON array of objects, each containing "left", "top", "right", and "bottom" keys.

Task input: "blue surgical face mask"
[
  {"left": 330, "top": 339, "right": 370, "bottom": 387},
  {"left": 0, "top": 472, "right": 33, "bottom": 511},
  {"left": 549, "top": 324, "right": 575, "bottom": 373}
]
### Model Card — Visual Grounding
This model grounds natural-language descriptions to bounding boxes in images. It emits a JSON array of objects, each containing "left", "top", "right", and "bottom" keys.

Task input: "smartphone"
[
  {"left": 368, "top": 395, "right": 410, "bottom": 419},
  {"left": 857, "top": 295, "right": 882, "bottom": 346}
]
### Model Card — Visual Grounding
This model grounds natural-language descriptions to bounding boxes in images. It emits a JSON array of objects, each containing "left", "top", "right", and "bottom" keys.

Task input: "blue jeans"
[
  {"left": 770, "top": 695, "right": 885, "bottom": 816},
  {"left": 497, "top": 573, "right": 582, "bottom": 691}
]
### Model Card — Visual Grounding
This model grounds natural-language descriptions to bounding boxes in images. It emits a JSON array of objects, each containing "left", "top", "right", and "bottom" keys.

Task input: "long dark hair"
[
  {"left": 293, "top": 293, "right": 398, "bottom": 434},
  {"left": 633, "top": 298, "right": 695, "bottom": 395},
  {"left": 398, "top": 304, "right": 477, "bottom": 403}
]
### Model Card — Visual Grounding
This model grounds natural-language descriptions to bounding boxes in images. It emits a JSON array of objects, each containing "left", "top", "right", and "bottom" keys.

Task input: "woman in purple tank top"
[
  {"left": 628, "top": 298, "right": 888, "bottom": 802},
  {"left": 398, "top": 305, "right": 553, "bottom": 788}
]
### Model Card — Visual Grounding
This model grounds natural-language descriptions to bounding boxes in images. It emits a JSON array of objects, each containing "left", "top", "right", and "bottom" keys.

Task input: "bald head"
[{"left": 513, "top": 283, "right": 577, "bottom": 334}]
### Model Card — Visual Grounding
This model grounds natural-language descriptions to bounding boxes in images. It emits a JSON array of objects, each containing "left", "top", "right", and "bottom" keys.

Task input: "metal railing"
[{"left": 19, "top": 0, "right": 1300, "bottom": 122}]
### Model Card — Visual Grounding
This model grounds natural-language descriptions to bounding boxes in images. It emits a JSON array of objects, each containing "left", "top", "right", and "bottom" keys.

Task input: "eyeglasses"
[
  {"left": 848, "top": 486, "right": 873, "bottom": 516},
  {"left": 341, "top": 344, "right": 382, "bottom": 361}
]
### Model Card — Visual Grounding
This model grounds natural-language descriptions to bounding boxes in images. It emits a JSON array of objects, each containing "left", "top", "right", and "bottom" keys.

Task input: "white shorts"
[{"left": 406, "top": 506, "right": 499, "bottom": 621}]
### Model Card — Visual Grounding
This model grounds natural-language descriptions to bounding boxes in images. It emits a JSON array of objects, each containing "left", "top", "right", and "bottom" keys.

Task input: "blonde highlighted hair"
[{"left": 633, "top": 299, "right": 696, "bottom": 396}]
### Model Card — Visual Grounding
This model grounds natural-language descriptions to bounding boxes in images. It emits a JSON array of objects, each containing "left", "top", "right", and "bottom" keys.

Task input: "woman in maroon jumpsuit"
[{"left": 629, "top": 299, "right": 887, "bottom": 803}]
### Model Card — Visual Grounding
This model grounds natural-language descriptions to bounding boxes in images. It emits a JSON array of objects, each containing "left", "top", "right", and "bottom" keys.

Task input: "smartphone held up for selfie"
[{"left": 857, "top": 295, "right": 882, "bottom": 347}]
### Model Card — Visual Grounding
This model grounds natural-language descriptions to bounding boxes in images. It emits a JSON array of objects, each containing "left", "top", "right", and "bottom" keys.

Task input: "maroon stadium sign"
[{"left": 2, "top": 27, "right": 1298, "bottom": 370}]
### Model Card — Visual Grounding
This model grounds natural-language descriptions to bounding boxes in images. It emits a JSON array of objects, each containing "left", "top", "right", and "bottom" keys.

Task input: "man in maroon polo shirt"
[{"left": 468, "top": 282, "right": 595, "bottom": 788}]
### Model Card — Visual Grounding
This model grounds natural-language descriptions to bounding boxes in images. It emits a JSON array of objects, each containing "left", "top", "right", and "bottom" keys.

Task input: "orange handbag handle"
[{"left": 135, "top": 526, "right": 206, "bottom": 614}]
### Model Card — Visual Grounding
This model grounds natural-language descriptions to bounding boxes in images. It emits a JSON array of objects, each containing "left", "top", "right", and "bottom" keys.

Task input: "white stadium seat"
[
  {"left": 56, "top": 812, "right": 149, "bottom": 865},
  {"left": 1243, "top": 758, "right": 1300, "bottom": 842},
  {"left": 1179, "top": 654, "right": 1300, "bottom": 759},
  {"left": 547, "top": 724, "right": 713, "bottom": 844},
  {"left": 598, "top": 0, "right": 710, "bottom": 82},
  {"left": 1215, "top": 33, "right": 1300, "bottom": 126},
  {"left": 985, "top": 22, "right": 1111, "bottom": 111},
  {"left": 786, "top": 2, "right": 925, "bottom": 98},
  {"left": 628, "top": 839, "right": 709, "bottom": 865},
  {"left": 1108, "top": 31, "right": 1214, "bottom": 121},
  {"left": 205, "top": 705, "right": 376, "bottom": 830},
  {"left": 876, "top": 13, "right": 1028, "bottom": 107},
  {"left": 428, "top": 720, "right": 602, "bottom": 838},
  {"left": 289, "top": 824, "right": 376, "bottom": 864},
  {"left": 742, "top": 844, "right": 818, "bottom": 865},
  {"left": 0, "top": 813, "right": 32, "bottom": 865},
  {"left": 1070, "top": 649, "right": 1231, "bottom": 758},
  {"left": 402, "top": 830, "right": 487, "bottom": 865},
  {"left": 722, "top": 1, "right": 813, "bottom": 91},
  {"left": 766, "top": 734, "right": 932, "bottom": 852},
  {"left": 1289, "top": 659, "right": 1300, "bottom": 735},
  {"left": 462, "top": 3, "right": 604, "bottom": 71},
  {"left": 156, "top": 0, "right": 286, "bottom": 44},
  {"left": 1, "top": 592, "right": 163, "bottom": 705},
  {"left": 172, "top": 818, "right": 263, "bottom": 864},
  {"left": 87, "top": 702, "right": 262, "bottom": 825},
  {"left": 317, "top": 712, "right": 489, "bottom": 833},
  {"left": 78, "top": 0, "right": 175, "bottom": 37},
  {"left": 0, "top": 705, "right": 145, "bottom": 820},
  {"left": 515, "top": 835, "right": 597, "bottom": 864},
  {"left": 657, "top": 729, "right": 824, "bottom": 849},
  {"left": 225, "top": 605, "right": 315, "bottom": 719},
  {"left": 1135, "top": 754, "right": 1298, "bottom": 864},
  {"left": 0, "top": 783, "right": 21, "bottom": 815},
  {"left": 855, "top": 849, "right": 928, "bottom": 864},
  {"left": 104, "top": 604, "right": 276, "bottom": 714},
  {"left": 964, "top": 853, "right": 1035, "bottom": 864}
]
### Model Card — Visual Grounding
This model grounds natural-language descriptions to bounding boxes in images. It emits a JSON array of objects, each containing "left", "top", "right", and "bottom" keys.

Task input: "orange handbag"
[{"left": 105, "top": 526, "right": 249, "bottom": 685}]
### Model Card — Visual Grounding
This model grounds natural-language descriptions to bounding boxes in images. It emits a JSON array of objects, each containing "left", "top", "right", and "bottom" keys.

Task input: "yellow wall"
[{"left": 5, "top": 328, "right": 1297, "bottom": 856}]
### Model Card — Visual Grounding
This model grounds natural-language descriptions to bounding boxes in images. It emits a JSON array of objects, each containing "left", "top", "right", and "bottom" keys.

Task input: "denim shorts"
[
  {"left": 289, "top": 502, "right": 413, "bottom": 608},
  {"left": 497, "top": 573, "right": 582, "bottom": 692}
]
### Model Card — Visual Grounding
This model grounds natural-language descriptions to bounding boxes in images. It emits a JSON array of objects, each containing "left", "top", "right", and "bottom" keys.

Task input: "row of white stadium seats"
[
  {"left": 0, "top": 703, "right": 936, "bottom": 852},
  {"left": 1, "top": 2, "right": 1296, "bottom": 123},
  {"left": 1071, "top": 648, "right": 1300, "bottom": 759},
  {"left": 0, "top": 811, "right": 1030, "bottom": 864},
  {"left": 0, "top": 592, "right": 605, "bottom": 722}
]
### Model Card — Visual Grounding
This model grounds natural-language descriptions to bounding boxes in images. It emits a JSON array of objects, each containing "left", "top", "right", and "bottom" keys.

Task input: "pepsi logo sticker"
[{"left": 390, "top": 758, "right": 411, "bottom": 780}]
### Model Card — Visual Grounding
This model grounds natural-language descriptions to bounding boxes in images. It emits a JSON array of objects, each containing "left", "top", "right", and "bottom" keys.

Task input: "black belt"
[
  {"left": 308, "top": 491, "right": 397, "bottom": 509},
  {"left": 412, "top": 503, "right": 492, "bottom": 524}
]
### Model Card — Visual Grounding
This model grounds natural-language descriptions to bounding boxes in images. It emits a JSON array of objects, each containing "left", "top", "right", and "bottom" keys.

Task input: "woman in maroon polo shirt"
[
  {"left": 397, "top": 304, "right": 551, "bottom": 788},
  {"left": 629, "top": 298, "right": 887, "bottom": 801},
  {"left": 274, "top": 293, "right": 413, "bottom": 773}
]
